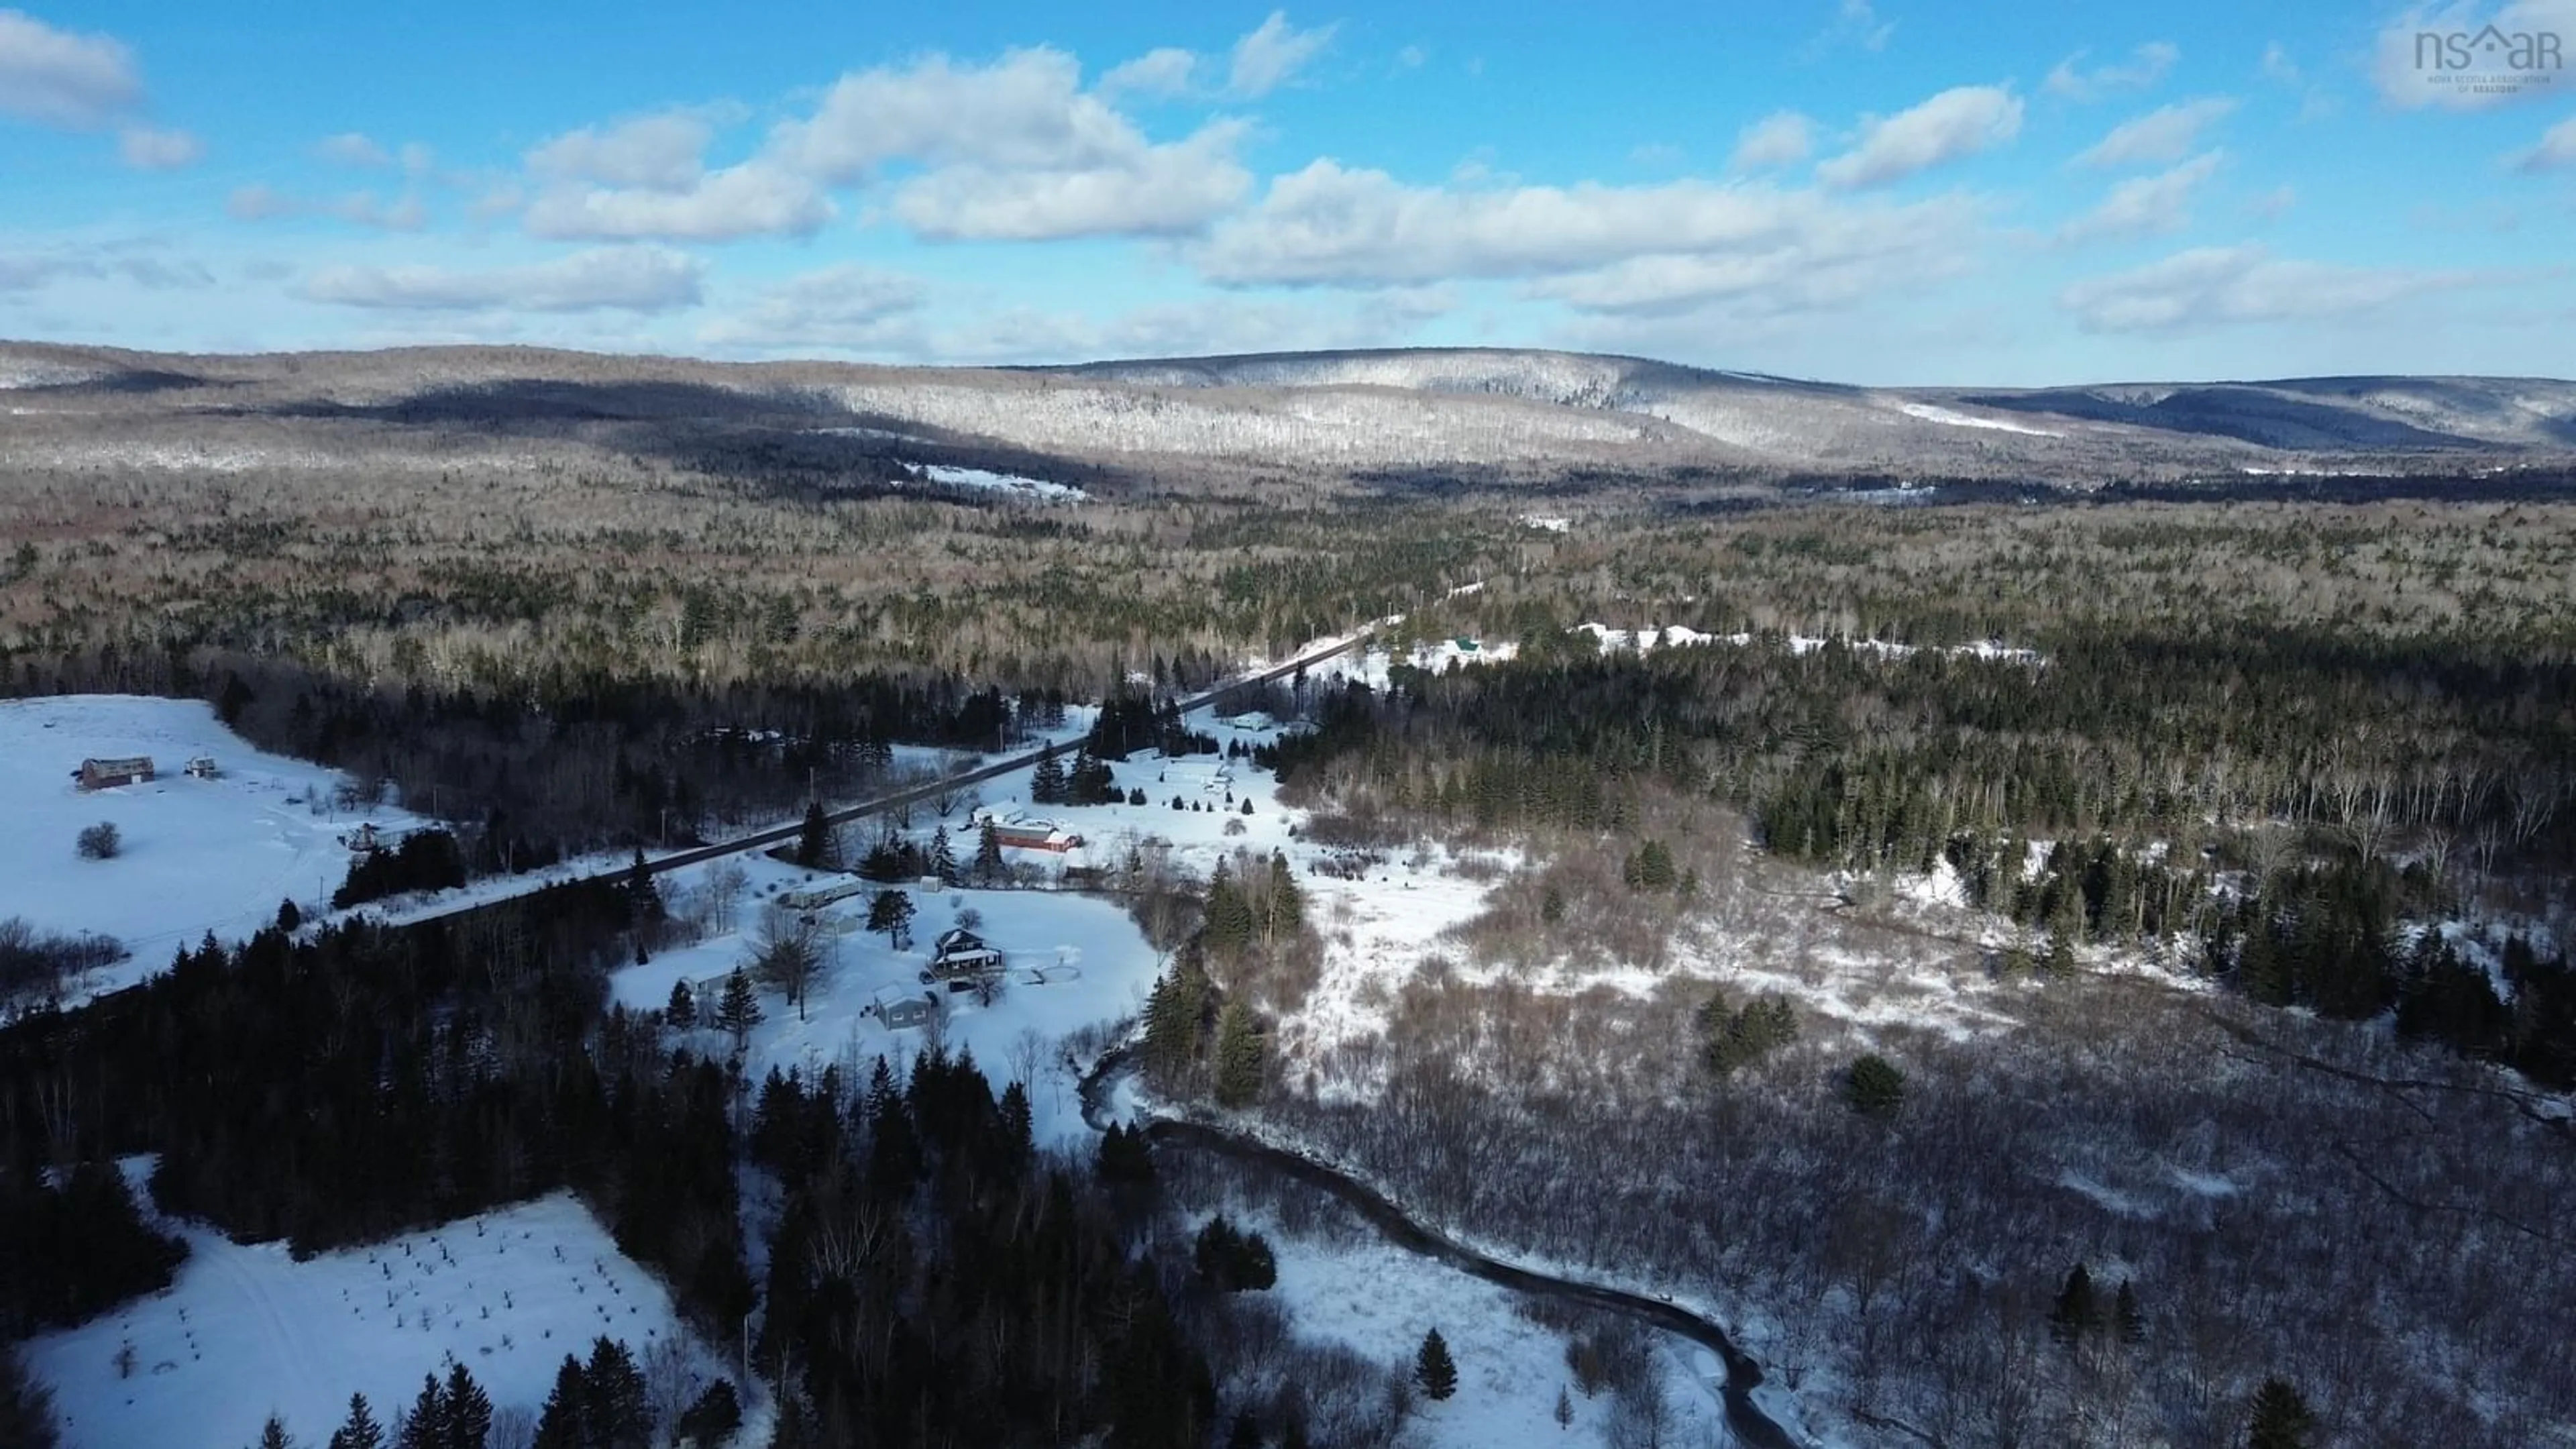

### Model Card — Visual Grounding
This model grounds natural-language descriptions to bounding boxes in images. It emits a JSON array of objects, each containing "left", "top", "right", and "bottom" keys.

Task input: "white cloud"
[
  {"left": 1193, "top": 160, "right": 1984, "bottom": 323},
  {"left": 2373, "top": 0, "right": 2576, "bottom": 109},
  {"left": 2076, "top": 97, "right": 2237, "bottom": 167},
  {"left": 700, "top": 264, "right": 928, "bottom": 351},
  {"left": 1529, "top": 197, "right": 1982, "bottom": 316},
  {"left": 2260, "top": 41, "right": 2302, "bottom": 84},
  {"left": 1817, "top": 86, "right": 2023, "bottom": 189},
  {"left": 1099, "top": 46, "right": 1198, "bottom": 98},
  {"left": 1807, "top": 0, "right": 1895, "bottom": 56},
  {"left": 302, "top": 246, "right": 706, "bottom": 313},
  {"left": 0, "top": 244, "right": 211, "bottom": 292},
  {"left": 226, "top": 184, "right": 299, "bottom": 221},
  {"left": 2512, "top": 114, "right": 2576, "bottom": 170},
  {"left": 523, "top": 160, "right": 831, "bottom": 241},
  {"left": 769, "top": 48, "right": 1249, "bottom": 239},
  {"left": 775, "top": 49, "right": 1146, "bottom": 180},
  {"left": 1093, "top": 13, "right": 1331, "bottom": 103},
  {"left": 890, "top": 121, "right": 1250, "bottom": 239},
  {"left": 116, "top": 124, "right": 200, "bottom": 170},
  {"left": 0, "top": 9, "right": 141, "bottom": 127},
  {"left": 1395, "top": 44, "right": 1427, "bottom": 70},
  {"left": 2060, "top": 243, "right": 2497, "bottom": 331},
  {"left": 1229, "top": 11, "right": 1336, "bottom": 97},
  {"left": 1730, "top": 111, "right": 1816, "bottom": 170},
  {"left": 2059, "top": 151, "right": 2222, "bottom": 241},
  {"left": 316, "top": 131, "right": 391, "bottom": 167},
  {"left": 529, "top": 111, "right": 716, "bottom": 191},
  {"left": 333, "top": 192, "right": 428, "bottom": 232},
  {"left": 226, "top": 185, "right": 428, "bottom": 231},
  {"left": 2044, "top": 42, "right": 2180, "bottom": 101}
]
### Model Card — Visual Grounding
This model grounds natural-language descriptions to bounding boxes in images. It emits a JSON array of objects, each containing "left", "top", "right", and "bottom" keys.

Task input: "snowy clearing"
[
  {"left": 0, "top": 696, "right": 429, "bottom": 987},
  {"left": 27, "top": 1171, "right": 716, "bottom": 1449},
  {"left": 1253, "top": 1212, "right": 1729, "bottom": 1449},
  {"left": 1897, "top": 402, "right": 2063, "bottom": 437},
  {"left": 900, "top": 462, "right": 1089, "bottom": 502}
]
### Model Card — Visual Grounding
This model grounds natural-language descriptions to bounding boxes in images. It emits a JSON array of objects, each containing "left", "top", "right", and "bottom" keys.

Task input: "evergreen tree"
[
  {"left": 675, "top": 1382, "right": 741, "bottom": 1447},
  {"left": 664, "top": 979, "right": 696, "bottom": 1031},
  {"left": 1845, "top": 1054, "right": 1907, "bottom": 1118},
  {"left": 2049, "top": 1265, "right": 2100, "bottom": 1348},
  {"left": 975, "top": 816, "right": 1005, "bottom": 883},
  {"left": 624, "top": 848, "right": 664, "bottom": 926},
  {"left": 1203, "top": 861, "right": 1256, "bottom": 959},
  {"left": 2114, "top": 1279, "right": 2146, "bottom": 1346},
  {"left": 865, "top": 889, "right": 916, "bottom": 949},
  {"left": 1141, "top": 963, "right": 1212, "bottom": 1089},
  {"left": 1554, "top": 1385, "right": 1574, "bottom": 1430},
  {"left": 276, "top": 898, "right": 303, "bottom": 934},
  {"left": 1697, "top": 990, "right": 1799, "bottom": 1077},
  {"left": 441, "top": 1361, "right": 491, "bottom": 1449},
  {"left": 1214, "top": 1002, "right": 1265, "bottom": 1108},
  {"left": 252, "top": 1415, "right": 296, "bottom": 1449},
  {"left": 531, "top": 1355, "right": 586, "bottom": 1449},
  {"left": 326, "top": 1394, "right": 384, "bottom": 1449},
  {"left": 582, "top": 1337, "right": 650, "bottom": 1449},
  {"left": 1414, "top": 1329, "right": 1458, "bottom": 1401},
  {"left": 394, "top": 1375, "right": 442, "bottom": 1449},
  {"left": 714, "top": 969, "right": 763, "bottom": 1048},
  {"left": 1263, "top": 851, "right": 1303, "bottom": 949},
  {"left": 1031, "top": 744, "right": 1067, "bottom": 805},
  {"left": 2245, "top": 1377, "right": 2317, "bottom": 1449},
  {"left": 1097, "top": 1121, "right": 1156, "bottom": 1185},
  {"left": 928, "top": 825, "right": 957, "bottom": 881},
  {"left": 0, "top": 1346, "right": 56, "bottom": 1449},
  {"left": 794, "top": 800, "right": 831, "bottom": 869}
]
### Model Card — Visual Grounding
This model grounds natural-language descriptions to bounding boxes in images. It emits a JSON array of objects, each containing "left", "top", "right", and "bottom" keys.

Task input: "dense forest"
[
  {"left": 9, "top": 443, "right": 2576, "bottom": 1448},
  {"left": 1260, "top": 623, "right": 2576, "bottom": 1085}
]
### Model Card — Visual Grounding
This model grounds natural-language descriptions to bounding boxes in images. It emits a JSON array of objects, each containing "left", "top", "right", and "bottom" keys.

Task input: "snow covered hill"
[{"left": 4, "top": 340, "right": 2568, "bottom": 490}]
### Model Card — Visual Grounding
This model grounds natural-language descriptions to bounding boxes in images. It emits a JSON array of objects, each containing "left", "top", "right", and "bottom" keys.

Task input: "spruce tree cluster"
[
  {"left": 1192, "top": 1214, "right": 1279, "bottom": 1291},
  {"left": 1695, "top": 989, "right": 1799, "bottom": 1078},
  {"left": 332, "top": 829, "right": 468, "bottom": 908}
]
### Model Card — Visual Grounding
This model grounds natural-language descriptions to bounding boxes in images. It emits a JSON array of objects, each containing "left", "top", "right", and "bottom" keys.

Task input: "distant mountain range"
[{"left": 5, "top": 340, "right": 2571, "bottom": 494}]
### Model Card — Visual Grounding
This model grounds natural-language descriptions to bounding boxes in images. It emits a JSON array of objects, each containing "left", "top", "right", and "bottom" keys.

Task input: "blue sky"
[{"left": 2, "top": 0, "right": 2571, "bottom": 382}]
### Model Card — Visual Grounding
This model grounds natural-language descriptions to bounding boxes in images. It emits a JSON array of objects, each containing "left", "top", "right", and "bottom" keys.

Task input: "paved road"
[
  {"left": 392, "top": 628, "right": 1381, "bottom": 921},
  {"left": 43, "top": 629, "right": 1383, "bottom": 1017}
]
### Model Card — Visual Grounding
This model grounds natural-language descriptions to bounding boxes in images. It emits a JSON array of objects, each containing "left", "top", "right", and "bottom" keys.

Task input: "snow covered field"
[
  {"left": 1252, "top": 1215, "right": 1728, "bottom": 1449},
  {"left": 900, "top": 461, "right": 1089, "bottom": 501},
  {"left": 0, "top": 696, "right": 427, "bottom": 985},
  {"left": 28, "top": 1173, "right": 714, "bottom": 1449}
]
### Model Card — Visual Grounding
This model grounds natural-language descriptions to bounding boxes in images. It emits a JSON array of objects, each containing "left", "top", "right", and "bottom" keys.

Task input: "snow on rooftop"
[{"left": 0, "top": 696, "right": 432, "bottom": 990}]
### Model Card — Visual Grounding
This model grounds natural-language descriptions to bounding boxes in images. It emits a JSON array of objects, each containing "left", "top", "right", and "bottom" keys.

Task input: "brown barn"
[
  {"left": 992, "top": 820, "right": 1083, "bottom": 853},
  {"left": 76, "top": 756, "right": 155, "bottom": 790}
]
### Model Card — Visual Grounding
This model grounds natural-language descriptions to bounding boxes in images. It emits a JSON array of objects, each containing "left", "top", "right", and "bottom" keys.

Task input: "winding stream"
[{"left": 1079, "top": 1049, "right": 1803, "bottom": 1449}]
